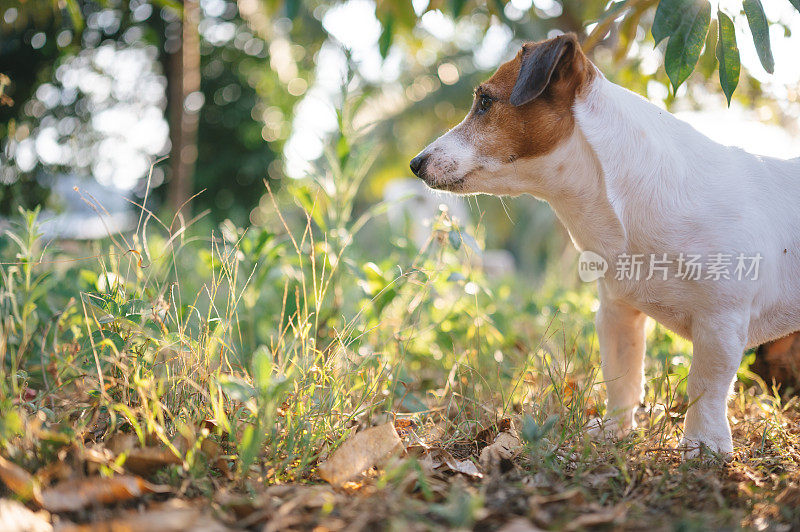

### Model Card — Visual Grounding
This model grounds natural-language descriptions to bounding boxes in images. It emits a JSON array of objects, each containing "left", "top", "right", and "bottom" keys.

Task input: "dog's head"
[{"left": 409, "top": 33, "right": 595, "bottom": 196}]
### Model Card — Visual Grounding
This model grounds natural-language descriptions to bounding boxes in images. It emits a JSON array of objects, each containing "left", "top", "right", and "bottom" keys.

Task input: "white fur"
[
  {"left": 420, "top": 70, "right": 800, "bottom": 458},
  {"left": 415, "top": 126, "right": 483, "bottom": 190}
]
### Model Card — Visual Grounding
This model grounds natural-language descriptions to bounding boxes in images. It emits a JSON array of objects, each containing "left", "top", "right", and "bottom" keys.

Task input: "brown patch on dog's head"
[
  {"left": 462, "top": 33, "right": 594, "bottom": 162},
  {"left": 410, "top": 32, "right": 596, "bottom": 193}
]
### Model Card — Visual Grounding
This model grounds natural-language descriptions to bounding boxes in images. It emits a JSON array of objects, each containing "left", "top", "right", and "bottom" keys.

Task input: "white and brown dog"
[{"left": 410, "top": 33, "right": 800, "bottom": 458}]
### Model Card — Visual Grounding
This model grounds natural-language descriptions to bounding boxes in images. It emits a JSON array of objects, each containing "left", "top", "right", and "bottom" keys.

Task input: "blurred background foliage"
[
  {"left": 1, "top": 0, "right": 799, "bottom": 272},
  {"left": 1, "top": 0, "right": 799, "bottom": 487}
]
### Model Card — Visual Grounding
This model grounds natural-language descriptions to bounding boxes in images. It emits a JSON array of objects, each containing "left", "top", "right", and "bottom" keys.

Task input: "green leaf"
[
  {"left": 284, "top": 0, "right": 300, "bottom": 19},
  {"left": 664, "top": 0, "right": 711, "bottom": 92},
  {"left": 237, "top": 424, "right": 264, "bottom": 474},
  {"left": 121, "top": 299, "right": 147, "bottom": 318},
  {"left": 461, "top": 232, "right": 482, "bottom": 254},
  {"left": 743, "top": 0, "right": 774, "bottom": 73},
  {"left": 150, "top": 0, "right": 183, "bottom": 14},
  {"left": 521, "top": 414, "right": 558, "bottom": 443},
  {"left": 447, "top": 272, "right": 466, "bottom": 282},
  {"left": 378, "top": 15, "right": 393, "bottom": 59},
  {"left": 64, "top": 0, "right": 84, "bottom": 32},
  {"left": 449, "top": 0, "right": 468, "bottom": 17},
  {"left": 448, "top": 230, "right": 461, "bottom": 250},
  {"left": 715, "top": 10, "right": 740, "bottom": 106},
  {"left": 218, "top": 375, "right": 256, "bottom": 402},
  {"left": 652, "top": 0, "right": 693, "bottom": 45}
]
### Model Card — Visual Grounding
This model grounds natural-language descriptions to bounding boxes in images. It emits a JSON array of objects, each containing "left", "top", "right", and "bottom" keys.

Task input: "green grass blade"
[
  {"left": 378, "top": 14, "right": 394, "bottom": 59},
  {"left": 743, "top": 0, "right": 775, "bottom": 73},
  {"left": 449, "top": 0, "right": 468, "bottom": 18},
  {"left": 65, "top": 0, "right": 84, "bottom": 32},
  {"left": 715, "top": 10, "right": 740, "bottom": 106}
]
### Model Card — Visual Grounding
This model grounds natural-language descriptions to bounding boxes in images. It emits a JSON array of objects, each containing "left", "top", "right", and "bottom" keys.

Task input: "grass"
[{"left": 0, "top": 130, "right": 799, "bottom": 530}]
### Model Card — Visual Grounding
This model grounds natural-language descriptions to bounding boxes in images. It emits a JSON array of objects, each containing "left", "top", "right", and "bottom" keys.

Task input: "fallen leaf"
[
  {"left": 497, "top": 517, "right": 545, "bottom": 532},
  {"left": 106, "top": 433, "right": 138, "bottom": 455},
  {"left": 776, "top": 484, "right": 800, "bottom": 507},
  {"left": 583, "top": 464, "right": 621, "bottom": 489},
  {"left": 38, "top": 475, "right": 170, "bottom": 512},
  {"left": 531, "top": 488, "right": 584, "bottom": 506},
  {"left": 125, "top": 448, "right": 182, "bottom": 475},
  {"left": 318, "top": 423, "right": 403, "bottom": 486},
  {"left": 443, "top": 456, "right": 483, "bottom": 479},
  {"left": 476, "top": 418, "right": 512, "bottom": 449},
  {"left": 418, "top": 449, "right": 483, "bottom": 478},
  {"left": 394, "top": 418, "right": 414, "bottom": 429},
  {"left": 0, "top": 456, "right": 39, "bottom": 501},
  {"left": 479, "top": 432, "right": 520, "bottom": 472},
  {"left": 0, "top": 499, "right": 51, "bottom": 532},
  {"left": 418, "top": 449, "right": 445, "bottom": 471},
  {"left": 563, "top": 505, "right": 626, "bottom": 531},
  {"left": 53, "top": 500, "right": 230, "bottom": 532},
  {"left": 107, "top": 433, "right": 182, "bottom": 475}
]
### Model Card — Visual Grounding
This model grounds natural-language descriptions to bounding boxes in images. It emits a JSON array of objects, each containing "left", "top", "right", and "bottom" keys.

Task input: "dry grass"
[{"left": 0, "top": 169, "right": 798, "bottom": 530}]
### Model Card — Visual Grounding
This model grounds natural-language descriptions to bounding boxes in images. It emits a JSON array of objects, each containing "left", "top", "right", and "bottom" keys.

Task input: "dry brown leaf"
[
  {"left": 418, "top": 449, "right": 483, "bottom": 478},
  {"left": 479, "top": 432, "right": 520, "bottom": 471},
  {"left": 563, "top": 505, "right": 626, "bottom": 531},
  {"left": 776, "top": 484, "right": 800, "bottom": 506},
  {"left": 107, "top": 433, "right": 183, "bottom": 475},
  {"left": 122, "top": 447, "right": 182, "bottom": 475},
  {"left": 418, "top": 449, "right": 445, "bottom": 471},
  {"left": 318, "top": 423, "right": 403, "bottom": 486},
  {"left": 531, "top": 488, "right": 584, "bottom": 506},
  {"left": 106, "top": 433, "right": 138, "bottom": 455},
  {"left": 497, "top": 517, "right": 545, "bottom": 532},
  {"left": 476, "top": 418, "right": 512, "bottom": 449},
  {"left": 0, "top": 456, "right": 39, "bottom": 501},
  {"left": 0, "top": 499, "right": 52, "bottom": 532},
  {"left": 583, "top": 465, "right": 620, "bottom": 488},
  {"left": 53, "top": 500, "right": 230, "bottom": 532},
  {"left": 38, "top": 475, "right": 170, "bottom": 512},
  {"left": 444, "top": 456, "right": 483, "bottom": 478},
  {"left": 394, "top": 418, "right": 414, "bottom": 436}
]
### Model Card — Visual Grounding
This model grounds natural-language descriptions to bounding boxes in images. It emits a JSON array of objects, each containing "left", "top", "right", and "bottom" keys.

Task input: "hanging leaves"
[
  {"left": 656, "top": 0, "right": 711, "bottom": 92},
  {"left": 652, "top": 0, "right": 692, "bottom": 45},
  {"left": 715, "top": 10, "right": 740, "bottom": 106},
  {"left": 743, "top": 0, "right": 775, "bottom": 74}
]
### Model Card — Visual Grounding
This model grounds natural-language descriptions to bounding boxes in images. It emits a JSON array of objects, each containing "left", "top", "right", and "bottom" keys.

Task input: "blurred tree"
[
  {"left": 166, "top": 0, "right": 201, "bottom": 217},
  {"left": 0, "top": 0, "right": 287, "bottom": 224},
  {"left": 0, "top": 11, "right": 71, "bottom": 213}
]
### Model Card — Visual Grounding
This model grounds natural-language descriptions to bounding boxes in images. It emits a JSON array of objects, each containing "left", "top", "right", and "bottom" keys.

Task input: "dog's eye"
[{"left": 477, "top": 95, "right": 493, "bottom": 114}]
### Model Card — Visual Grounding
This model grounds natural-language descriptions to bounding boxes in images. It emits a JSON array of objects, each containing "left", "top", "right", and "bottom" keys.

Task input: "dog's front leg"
[
  {"left": 587, "top": 284, "right": 647, "bottom": 438},
  {"left": 682, "top": 315, "right": 746, "bottom": 459}
]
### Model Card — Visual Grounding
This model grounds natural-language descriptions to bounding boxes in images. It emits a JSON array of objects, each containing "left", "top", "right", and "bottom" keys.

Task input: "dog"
[{"left": 410, "top": 32, "right": 800, "bottom": 458}]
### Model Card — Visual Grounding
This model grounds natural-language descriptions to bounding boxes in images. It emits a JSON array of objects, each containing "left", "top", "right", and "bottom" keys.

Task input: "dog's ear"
[{"left": 510, "top": 33, "right": 580, "bottom": 107}]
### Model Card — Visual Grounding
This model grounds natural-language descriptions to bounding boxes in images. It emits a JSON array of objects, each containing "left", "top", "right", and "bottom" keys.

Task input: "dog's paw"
[
  {"left": 680, "top": 435, "right": 733, "bottom": 462},
  {"left": 584, "top": 417, "right": 631, "bottom": 441}
]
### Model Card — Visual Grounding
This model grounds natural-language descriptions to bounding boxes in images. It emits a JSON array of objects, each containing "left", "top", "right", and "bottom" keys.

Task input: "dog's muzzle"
[{"left": 409, "top": 153, "right": 428, "bottom": 179}]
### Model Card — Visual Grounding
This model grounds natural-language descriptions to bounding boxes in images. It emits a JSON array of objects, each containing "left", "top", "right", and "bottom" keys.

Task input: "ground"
[
  {"left": 1, "top": 384, "right": 798, "bottom": 531},
  {"left": 1, "top": 207, "right": 799, "bottom": 531}
]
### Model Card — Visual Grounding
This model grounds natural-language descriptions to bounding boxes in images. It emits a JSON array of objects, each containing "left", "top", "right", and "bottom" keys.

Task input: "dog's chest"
[{"left": 600, "top": 277, "right": 694, "bottom": 339}]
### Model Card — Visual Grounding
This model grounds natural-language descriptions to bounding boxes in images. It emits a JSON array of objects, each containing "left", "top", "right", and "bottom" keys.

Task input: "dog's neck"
[
  {"left": 540, "top": 129, "right": 625, "bottom": 258},
  {"left": 541, "top": 73, "right": 699, "bottom": 260}
]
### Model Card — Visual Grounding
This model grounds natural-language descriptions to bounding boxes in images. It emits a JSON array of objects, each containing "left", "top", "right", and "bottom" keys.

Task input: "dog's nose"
[{"left": 410, "top": 154, "right": 427, "bottom": 178}]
